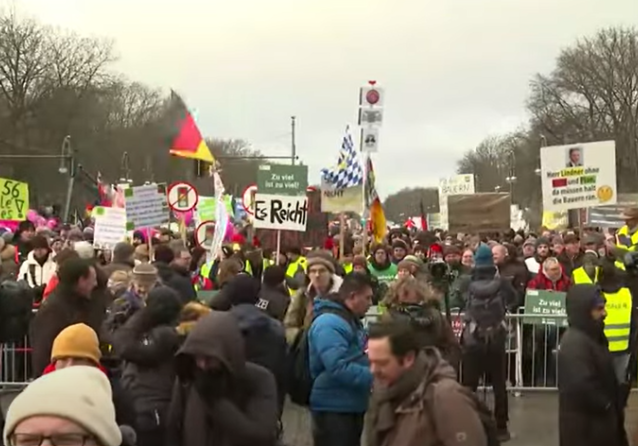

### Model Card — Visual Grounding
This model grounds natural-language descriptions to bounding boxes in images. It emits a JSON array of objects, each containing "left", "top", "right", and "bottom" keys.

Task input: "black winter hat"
[
  {"left": 31, "top": 234, "right": 50, "bottom": 250},
  {"left": 226, "top": 274, "right": 261, "bottom": 306},
  {"left": 145, "top": 286, "right": 183, "bottom": 326}
]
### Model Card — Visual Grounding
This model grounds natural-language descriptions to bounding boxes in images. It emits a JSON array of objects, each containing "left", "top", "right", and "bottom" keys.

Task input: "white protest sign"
[
  {"left": 124, "top": 184, "right": 170, "bottom": 230},
  {"left": 93, "top": 207, "right": 127, "bottom": 249},
  {"left": 253, "top": 193, "right": 308, "bottom": 232},
  {"left": 438, "top": 174, "right": 475, "bottom": 230},
  {"left": 541, "top": 140, "right": 616, "bottom": 211}
]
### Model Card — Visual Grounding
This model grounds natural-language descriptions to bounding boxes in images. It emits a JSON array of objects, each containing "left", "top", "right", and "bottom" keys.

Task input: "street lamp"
[
  {"left": 59, "top": 136, "right": 72, "bottom": 174},
  {"left": 119, "top": 152, "right": 132, "bottom": 184}
]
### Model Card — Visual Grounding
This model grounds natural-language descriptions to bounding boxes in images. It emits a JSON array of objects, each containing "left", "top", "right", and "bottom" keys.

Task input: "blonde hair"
[{"left": 383, "top": 276, "right": 437, "bottom": 307}]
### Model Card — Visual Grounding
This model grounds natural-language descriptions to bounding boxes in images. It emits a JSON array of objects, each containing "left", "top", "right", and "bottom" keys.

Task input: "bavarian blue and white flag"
[{"left": 320, "top": 126, "right": 364, "bottom": 190}]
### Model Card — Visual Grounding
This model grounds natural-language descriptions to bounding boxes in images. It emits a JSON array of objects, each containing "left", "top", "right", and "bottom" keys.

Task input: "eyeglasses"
[{"left": 10, "top": 433, "right": 97, "bottom": 446}]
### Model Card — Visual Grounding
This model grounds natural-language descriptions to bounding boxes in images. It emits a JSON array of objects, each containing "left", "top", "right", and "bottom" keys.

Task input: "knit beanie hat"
[
  {"left": 51, "top": 323, "right": 101, "bottom": 365},
  {"left": 30, "top": 234, "right": 49, "bottom": 251},
  {"left": 523, "top": 237, "right": 536, "bottom": 247},
  {"left": 306, "top": 250, "right": 336, "bottom": 273},
  {"left": 474, "top": 244, "right": 494, "bottom": 267},
  {"left": 3, "top": 366, "right": 121, "bottom": 446},
  {"left": 391, "top": 239, "right": 409, "bottom": 251},
  {"left": 352, "top": 255, "right": 368, "bottom": 268},
  {"left": 398, "top": 255, "right": 423, "bottom": 271}
]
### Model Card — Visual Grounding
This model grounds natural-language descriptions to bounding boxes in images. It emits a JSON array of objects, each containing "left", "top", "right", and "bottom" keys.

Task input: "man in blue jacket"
[{"left": 308, "top": 273, "right": 374, "bottom": 446}]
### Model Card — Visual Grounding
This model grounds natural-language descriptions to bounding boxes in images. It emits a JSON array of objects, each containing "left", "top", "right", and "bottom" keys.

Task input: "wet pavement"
[{"left": 282, "top": 393, "right": 638, "bottom": 446}]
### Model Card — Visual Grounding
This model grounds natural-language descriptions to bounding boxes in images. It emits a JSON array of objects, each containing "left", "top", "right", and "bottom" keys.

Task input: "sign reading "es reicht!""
[
  {"left": 253, "top": 193, "right": 308, "bottom": 232},
  {"left": 257, "top": 164, "right": 308, "bottom": 196}
]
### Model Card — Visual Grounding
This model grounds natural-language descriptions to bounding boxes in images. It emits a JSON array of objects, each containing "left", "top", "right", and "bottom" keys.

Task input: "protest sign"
[
  {"left": 320, "top": 181, "right": 364, "bottom": 213},
  {"left": 257, "top": 164, "right": 308, "bottom": 196},
  {"left": 0, "top": 178, "right": 29, "bottom": 221},
  {"left": 253, "top": 193, "right": 308, "bottom": 232},
  {"left": 541, "top": 140, "right": 617, "bottom": 211},
  {"left": 93, "top": 207, "right": 127, "bottom": 249},
  {"left": 523, "top": 290, "right": 567, "bottom": 327},
  {"left": 447, "top": 193, "right": 509, "bottom": 234},
  {"left": 124, "top": 184, "right": 169, "bottom": 230},
  {"left": 438, "top": 174, "right": 475, "bottom": 230}
]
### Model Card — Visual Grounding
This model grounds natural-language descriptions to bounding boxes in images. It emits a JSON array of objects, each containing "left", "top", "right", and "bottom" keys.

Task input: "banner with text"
[
  {"left": 253, "top": 193, "right": 308, "bottom": 232},
  {"left": 541, "top": 140, "right": 617, "bottom": 212},
  {"left": 93, "top": 207, "right": 127, "bottom": 249},
  {"left": 320, "top": 181, "right": 364, "bottom": 213},
  {"left": 438, "top": 174, "right": 475, "bottom": 230},
  {"left": 0, "top": 177, "right": 29, "bottom": 221},
  {"left": 447, "top": 193, "right": 510, "bottom": 234}
]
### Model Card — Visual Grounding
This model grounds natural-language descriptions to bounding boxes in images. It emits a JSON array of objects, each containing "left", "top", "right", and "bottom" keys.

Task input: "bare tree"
[
  {"left": 527, "top": 26, "right": 638, "bottom": 191},
  {"left": 383, "top": 187, "right": 438, "bottom": 223}
]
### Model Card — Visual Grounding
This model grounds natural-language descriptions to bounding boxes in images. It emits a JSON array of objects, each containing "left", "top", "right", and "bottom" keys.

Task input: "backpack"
[
  {"left": 286, "top": 306, "right": 355, "bottom": 406},
  {"left": 426, "top": 377, "right": 500, "bottom": 446},
  {"left": 465, "top": 280, "right": 506, "bottom": 339}
]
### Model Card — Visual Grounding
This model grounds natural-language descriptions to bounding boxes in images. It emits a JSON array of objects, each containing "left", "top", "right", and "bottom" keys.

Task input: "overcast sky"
[{"left": 15, "top": 0, "right": 637, "bottom": 197}]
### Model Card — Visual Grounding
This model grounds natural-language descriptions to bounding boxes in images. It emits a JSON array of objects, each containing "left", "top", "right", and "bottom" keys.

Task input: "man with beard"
[
  {"left": 558, "top": 284, "right": 627, "bottom": 446},
  {"left": 365, "top": 321, "right": 487, "bottom": 446},
  {"left": 368, "top": 244, "right": 397, "bottom": 298},
  {"left": 525, "top": 237, "right": 551, "bottom": 275},
  {"left": 152, "top": 244, "right": 196, "bottom": 304}
]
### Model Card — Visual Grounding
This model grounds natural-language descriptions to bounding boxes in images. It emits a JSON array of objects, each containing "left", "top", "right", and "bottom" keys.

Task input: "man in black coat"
[
  {"left": 153, "top": 244, "right": 196, "bottom": 304},
  {"left": 558, "top": 284, "right": 627, "bottom": 446},
  {"left": 30, "top": 257, "right": 107, "bottom": 376}
]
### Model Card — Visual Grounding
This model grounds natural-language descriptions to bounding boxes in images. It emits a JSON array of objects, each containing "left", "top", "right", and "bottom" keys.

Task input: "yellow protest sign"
[{"left": 0, "top": 178, "right": 29, "bottom": 221}]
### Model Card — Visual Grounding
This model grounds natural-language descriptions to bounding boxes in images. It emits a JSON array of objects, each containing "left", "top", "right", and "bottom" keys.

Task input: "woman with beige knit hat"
[{"left": 3, "top": 366, "right": 123, "bottom": 446}]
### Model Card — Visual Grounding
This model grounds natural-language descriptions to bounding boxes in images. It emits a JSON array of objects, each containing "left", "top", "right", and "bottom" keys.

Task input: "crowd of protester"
[{"left": 0, "top": 217, "right": 634, "bottom": 446}]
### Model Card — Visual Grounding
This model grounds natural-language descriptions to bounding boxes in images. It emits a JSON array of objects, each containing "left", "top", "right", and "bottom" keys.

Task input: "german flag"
[{"left": 166, "top": 91, "right": 215, "bottom": 163}]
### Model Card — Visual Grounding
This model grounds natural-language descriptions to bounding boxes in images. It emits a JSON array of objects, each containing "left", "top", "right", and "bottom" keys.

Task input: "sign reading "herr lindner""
[{"left": 253, "top": 193, "right": 308, "bottom": 232}]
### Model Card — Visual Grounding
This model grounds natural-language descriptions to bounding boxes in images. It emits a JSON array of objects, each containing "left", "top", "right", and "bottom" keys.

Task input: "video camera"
[{"left": 428, "top": 258, "right": 452, "bottom": 282}]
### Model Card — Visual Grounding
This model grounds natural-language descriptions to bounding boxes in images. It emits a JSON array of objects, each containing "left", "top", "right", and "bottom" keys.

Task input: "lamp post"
[
  {"left": 119, "top": 152, "right": 132, "bottom": 184},
  {"left": 60, "top": 136, "right": 77, "bottom": 224}
]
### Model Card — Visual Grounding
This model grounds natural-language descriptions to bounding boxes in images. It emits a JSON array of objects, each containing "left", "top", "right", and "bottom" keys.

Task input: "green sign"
[
  {"left": 257, "top": 164, "right": 308, "bottom": 196},
  {"left": 523, "top": 290, "right": 567, "bottom": 326}
]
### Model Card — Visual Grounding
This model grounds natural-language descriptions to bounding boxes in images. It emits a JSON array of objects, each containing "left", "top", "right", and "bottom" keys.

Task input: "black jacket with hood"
[
  {"left": 112, "top": 287, "right": 182, "bottom": 429},
  {"left": 558, "top": 284, "right": 627, "bottom": 446},
  {"left": 166, "top": 311, "right": 279, "bottom": 446}
]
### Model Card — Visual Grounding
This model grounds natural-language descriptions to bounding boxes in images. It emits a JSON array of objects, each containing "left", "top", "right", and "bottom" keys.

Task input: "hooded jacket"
[
  {"left": 17, "top": 251, "right": 56, "bottom": 288},
  {"left": 308, "top": 298, "right": 372, "bottom": 413},
  {"left": 558, "top": 284, "right": 626, "bottom": 446},
  {"left": 230, "top": 303, "right": 287, "bottom": 413},
  {"left": 364, "top": 349, "right": 487, "bottom": 446},
  {"left": 166, "top": 311, "right": 278, "bottom": 446}
]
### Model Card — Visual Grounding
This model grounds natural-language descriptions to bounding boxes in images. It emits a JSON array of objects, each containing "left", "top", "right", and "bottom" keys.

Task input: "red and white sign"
[
  {"left": 242, "top": 184, "right": 258, "bottom": 215},
  {"left": 167, "top": 181, "right": 198, "bottom": 212},
  {"left": 195, "top": 220, "right": 216, "bottom": 249}
]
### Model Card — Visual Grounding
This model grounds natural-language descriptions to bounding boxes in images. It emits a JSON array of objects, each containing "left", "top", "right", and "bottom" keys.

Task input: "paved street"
[{"left": 283, "top": 393, "right": 638, "bottom": 446}]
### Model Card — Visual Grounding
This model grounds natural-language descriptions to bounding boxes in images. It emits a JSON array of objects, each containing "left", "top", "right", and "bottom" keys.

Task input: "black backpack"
[
  {"left": 426, "top": 377, "right": 500, "bottom": 446},
  {"left": 465, "top": 280, "right": 506, "bottom": 338},
  {"left": 286, "top": 306, "right": 355, "bottom": 406}
]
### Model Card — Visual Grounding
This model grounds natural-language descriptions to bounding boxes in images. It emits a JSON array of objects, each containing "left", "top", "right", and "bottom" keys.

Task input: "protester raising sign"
[{"left": 253, "top": 193, "right": 308, "bottom": 232}]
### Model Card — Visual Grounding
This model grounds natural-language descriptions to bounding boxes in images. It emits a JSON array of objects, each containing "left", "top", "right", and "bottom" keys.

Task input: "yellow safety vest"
[
  {"left": 615, "top": 225, "right": 638, "bottom": 270},
  {"left": 244, "top": 258, "right": 274, "bottom": 277},
  {"left": 603, "top": 287, "right": 632, "bottom": 353},
  {"left": 343, "top": 263, "right": 353, "bottom": 275},
  {"left": 571, "top": 266, "right": 599, "bottom": 284},
  {"left": 286, "top": 257, "right": 307, "bottom": 295}
]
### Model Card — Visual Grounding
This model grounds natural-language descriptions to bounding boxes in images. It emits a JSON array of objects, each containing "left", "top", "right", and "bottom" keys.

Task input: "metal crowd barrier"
[
  {"left": 0, "top": 311, "right": 569, "bottom": 392},
  {"left": 365, "top": 307, "right": 566, "bottom": 392}
]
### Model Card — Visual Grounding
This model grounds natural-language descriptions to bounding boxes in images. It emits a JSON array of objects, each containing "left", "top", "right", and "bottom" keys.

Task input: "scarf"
[{"left": 365, "top": 352, "right": 430, "bottom": 446}]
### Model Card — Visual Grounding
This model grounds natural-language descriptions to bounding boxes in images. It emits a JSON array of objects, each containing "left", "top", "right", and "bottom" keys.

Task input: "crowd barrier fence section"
[{"left": 0, "top": 312, "right": 592, "bottom": 393}]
